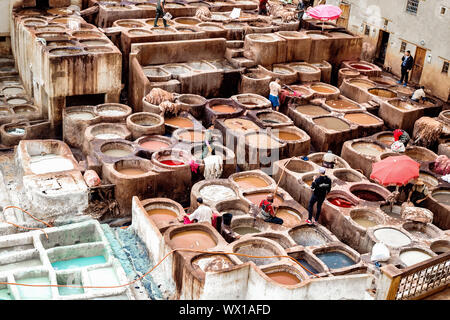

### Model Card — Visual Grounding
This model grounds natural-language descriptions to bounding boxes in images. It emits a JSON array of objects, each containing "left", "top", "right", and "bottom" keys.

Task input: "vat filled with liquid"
[
  {"left": 373, "top": 228, "right": 411, "bottom": 247},
  {"left": 344, "top": 113, "right": 381, "bottom": 125},
  {"left": 146, "top": 208, "right": 178, "bottom": 223},
  {"left": 165, "top": 117, "right": 194, "bottom": 128},
  {"left": 295, "top": 105, "right": 331, "bottom": 116},
  {"left": 315, "top": 251, "right": 356, "bottom": 269},
  {"left": 16, "top": 276, "right": 52, "bottom": 300},
  {"left": 351, "top": 189, "right": 385, "bottom": 202},
  {"left": 352, "top": 142, "right": 385, "bottom": 157},
  {"left": 51, "top": 255, "right": 107, "bottom": 270},
  {"left": 233, "top": 175, "right": 269, "bottom": 190},
  {"left": 326, "top": 99, "right": 360, "bottom": 110},
  {"left": 368, "top": 88, "right": 397, "bottom": 99},
  {"left": 67, "top": 111, "right": 96, "bottom": 120},
  {"left": 289, "top": 226, "right": 329, "bottom": 247},
  {"left": 170, "top": 230, "right": 217, "bottom": 250},
  {"left": 313, "top": 117, "right": 350, "bottom": 131},
  {"left": 265, "top": 271, "right": 301, "bottom": 285},
  {"left": 244, "top": 192, "right": 283, "bottom": 206},
  {"left": 199, "top": 184, "right": 236, "bottom": 203},
  {"left": 29, "top": 153, "right": 74, "bottom": 174},
  {"left": 192, "top": 254, "right": 234, "bottom": 272},
  {"left": 275, "top": 208, "right": 302, "bottom": 228},
  {"left": 232, "top": 226, "right": 261, "bottom": 235},
  {"left": 211, "top": 104, "right": 237, "bottom": 113},
  {"left": 431, "top": 189, "right": 450, "bottom": 206},
  {"left": 223, "top": 118, "right": 260, "bottom": 133},
  {"left": 399, "top": 249, "right": 433, "bottom": 266}
]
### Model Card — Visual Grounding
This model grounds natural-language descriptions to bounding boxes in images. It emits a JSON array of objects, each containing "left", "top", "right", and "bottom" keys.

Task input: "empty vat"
[
  {"left": 232, "top": 239, "right": 283, "bottom": 266},
  {"left": 192, "top": 254, "right": 234, "bottom": 272}
]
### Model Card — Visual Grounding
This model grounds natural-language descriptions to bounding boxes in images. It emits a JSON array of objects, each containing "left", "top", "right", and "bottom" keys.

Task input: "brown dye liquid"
[
  {"left": 344, "top": 113, "right": 380, "bottom": 125},
  {"left": 310, "top": 85, "right": 335, "bottom": 94},
  {"left": 369, "top": 89, "right": 396, "bottom": 98},
  {"left": 246, "top": 134, "right": 281, "bottom": 148},
  {"left": 314, "top": 117, "right": 350, "bottom": 131},
  {"left": 116, "top": 168, "right": 147, "bottom": 175},
  {"left": 170, "top": 230, "right": 216, "bottom": 250},
  {"left": 351, "top": 81, "right": 373, "bottom": 89},
  {"left": 295, "top": 105, "right": 330, "bottom": 116},
  {"left": 165, "top": 117, "right": 194, "bottom": 128},
  {"left": 146, "top": 208, "right": 178, "bottom": 222},
  {"left": 267, "top": 271, "right": 301, "bottom": 285},
  {"left": 211, "top": 104, "right": 236, "bottom": 113},
  {"left": 245, "top": 193, "right": 283, "bottom": 206},
  {"left": 224, "top": 118, "right": 259, "bottom": 132},
  {"left": 326, "top": 99, "right": 358, "bottom": 110},
  {"left": 276, "top": 209, "right": 302, "bottom": 228},
  {"left": 276, "top": 132, "right": 300, "bottom": 141},
  {"left": 179, "top": 131, "right": 205, "bottom": 142},
  {"left": 377, "top": 135, "right": 394, "bottom": 145},
  {"left": 140, "top": 140, "right": 169, "bottom": 151},
  {"left": 234, "top": 176, "right": 269, "bottom": 189}
]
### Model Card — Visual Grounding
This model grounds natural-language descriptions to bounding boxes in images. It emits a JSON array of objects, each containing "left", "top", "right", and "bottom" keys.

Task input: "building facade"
[{"left": 325, "top": 0, "right": 449, "bottom": 102}]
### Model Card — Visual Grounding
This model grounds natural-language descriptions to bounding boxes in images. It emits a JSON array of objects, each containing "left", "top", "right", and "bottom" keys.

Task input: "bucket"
[{"left": 222, "top": 213, "right": 233, "bottom": 226}]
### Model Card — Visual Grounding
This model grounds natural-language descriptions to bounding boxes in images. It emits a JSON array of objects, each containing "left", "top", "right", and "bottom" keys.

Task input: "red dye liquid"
[
  {"left": 352, "top": 190, "right": 384, "bottom": 202},
  {"left": 160, "top": 159, "right": 184, "bottom": 166},
  {"left": 351, "top": 64, "right": 371, "bottom": 70},
  {"left": 328, "top": 197, "right": 354, "bottom": 208}
]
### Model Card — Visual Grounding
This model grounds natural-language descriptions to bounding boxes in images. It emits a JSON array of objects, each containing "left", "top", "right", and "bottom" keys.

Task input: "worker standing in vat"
[
  {"left": 411, "top": 86, "right": 426, "bottom": 103},
  {"left": 184, "top": 197, "right": 213, "bottom": 223},
  {"left": 407, "top": 179, "right": 430, "bottom": 208},
  {"left": 306, "top": 167, "right": 331, "bottom": 225},
  {"left": 259, "top": 194, "right": 283, "bottom": 225},
  {"left": 258, "top": 0, "right": 268, "bottom": 15},
  {"left": 154, "top": 0, "right": 168, "bottom": 28},
  {"left": 268, "top": 78, "right": 282, "bottom": 111},
  {"left": 322, "top": 150, "right": 337, "bottom": 169},
  {"left": 397, "top": 50, "right": 414, "bottom": 87}
]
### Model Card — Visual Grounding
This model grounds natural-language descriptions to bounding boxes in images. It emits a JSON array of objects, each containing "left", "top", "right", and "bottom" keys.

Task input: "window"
[
  {"left": 364, "top": 25, "right": 370, "bottom": 35},
  {"left": 442, "top": 61, "right": 449, "bottom": 74},
  {"left": 406, "top": 0, "right": 419, "bottom": 15},
  {"left": 400, "top": 41, "right": 407, "bottom": 53},
  {"left": 441, "top": 7, "right": 447, "bottom": 15}
]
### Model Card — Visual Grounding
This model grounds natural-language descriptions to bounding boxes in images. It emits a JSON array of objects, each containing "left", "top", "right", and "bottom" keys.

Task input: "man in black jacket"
[
  {"left": 306, "top": 167, "right": 332, "bottom": 225},
  {"left": 398, "top": 50, "right": 414, "bottom": 87}
]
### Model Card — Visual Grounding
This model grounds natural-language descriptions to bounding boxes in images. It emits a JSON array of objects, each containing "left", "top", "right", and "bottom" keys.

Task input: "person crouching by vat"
[
  {"left": 268, "top": 78, "right": 282, "bottom": 111},
  {"left": 259, "top": 194, "right": 283, "bottom": 225},
  {"left": 322, "top": 150, "right": 337, "bottom": 169},
  {"left": 258, "top": 0, "right": 268, "bottom": 15},
  {"left": 183, "top": 197, "right": 213, "bottom": 223},
  {"left": 306, "top": 167, "right": 331, "bottom": 225}
]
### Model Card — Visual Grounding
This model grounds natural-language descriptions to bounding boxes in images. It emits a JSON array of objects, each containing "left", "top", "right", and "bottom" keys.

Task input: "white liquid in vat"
[
  {"left": 29, "top": 154, "right": 74, "bottom": 174},
  {"left": 399, "top": 250, "right": 433, "bottom": 266},
  {"left": 373, "top": 228, "right": 411, "bottom": 248},
  {"left": 95, "top": 133, "right": 122, "bottom": 139},
  {"left": 97, "top": 109, "right": 126, "bottom": 116},
  {"left": 199, "top": 185, "right": 236, "bottom": 203}
]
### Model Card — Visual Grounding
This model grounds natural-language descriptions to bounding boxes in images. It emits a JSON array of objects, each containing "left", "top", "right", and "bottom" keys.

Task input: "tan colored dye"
[
  {"left": 276, "top": 209, "right": 302, "bottom": 228},
  {"left": 140, "top": 140, "right": 169, "bottom": 151},
  {"left": 211, "top": 104, "right": 236, "bottom": 113},
  {"left": 146, "top": 208, "right": 178, "bottom": 222},
  {"left": 179, "top": 131, "right": 205, "bottom": 142},
  {"left": 267, "top": 271, "right": 301, "bottom": 285},
  {"left": 351, "top": 81, "right": 374, "bottom": 89},
  {"left": 369, "top": 89, "right": 396, "bottom": 98},
  {"left": 344, "top": 113, "right": 380, "bottom": 125},
  {"left": 116, "top": 168, "right": 147, "bottom": 175},
  {"left": 352, "top": 217, "right": 379, "bottom": 228},
  {"left": 326, "top": 99, "right": 358, "bottom": 110},
  {"left": 224, "top": 118, "right": 259, "bottom": 132},
  {"left": 170, "top": 230, "right": 216, "bottom": 250},
  {"left": 246, "top": 134, "right": 281, "bottom": 148},
  {"left": 276, "top": 132, "right": 301, "bottom": 141},
  {"left": 352, "top": 142, "right": 384, "bottom": 156},
  {"left": 377, "top": 135, "right": 394, "bottom": 146},
  {"left": 314, "top": 117, "right": 350, "bottom": 131},
  {"left": 295, "top": 105, "right": 330, "bottom": 116},
  {"left": 165, "top": 117, "right": 194, "bottom": 128},
  {"left": 310, "top": 85, "right": 335, "bottom": 94},
  {"left": 234, "top": 176, "right": 269, "bottom": 189}
]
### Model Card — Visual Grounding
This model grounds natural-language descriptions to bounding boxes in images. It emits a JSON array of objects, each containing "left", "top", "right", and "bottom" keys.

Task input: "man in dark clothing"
[
  {"left": 297, "top": 0, "right": 305, "bottom": 30},
  {"left": 398, "top": 50, "right": 414, "bottom": 87},
  {"left": 307, "top": 167, "right": 332, "bottom": 225},
  {"left": 154, "top": 0, "right": 168, "bottom": 28},
  {"left": 259, "top": 194, "right": 283, "bottom": 225},
  {"left": 259, "top": 0, "right": 268, "bottom": 15}
]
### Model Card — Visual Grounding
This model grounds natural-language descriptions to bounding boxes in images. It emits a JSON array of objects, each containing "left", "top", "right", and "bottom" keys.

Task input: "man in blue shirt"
[{"left": 398, "top": 50, "right": 414, "bottom": 87}]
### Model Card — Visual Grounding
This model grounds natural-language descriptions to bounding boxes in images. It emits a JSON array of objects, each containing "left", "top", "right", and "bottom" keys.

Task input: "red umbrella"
[
  {"left": 370, "top": 155, "right": 420, "bottom": 186},
  {"left": 307, "top": 4, "right": 342, "bottom": 21}
]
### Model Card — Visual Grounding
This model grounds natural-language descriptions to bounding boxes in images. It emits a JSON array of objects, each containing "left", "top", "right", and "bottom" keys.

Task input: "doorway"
[
  {"left": 337, "top": 2, "right": 351, "bottom": 29},
  {"left": 410, "top": 47, "right": 427, "bottom": 84},
  {"left": 375, "top": 30, "right": 390, "bottom": 65}
]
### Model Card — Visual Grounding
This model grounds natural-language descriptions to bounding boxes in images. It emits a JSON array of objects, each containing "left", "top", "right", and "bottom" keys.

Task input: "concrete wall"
[{"left": 326, "top": 0, "right": 450, "bottom": 101}]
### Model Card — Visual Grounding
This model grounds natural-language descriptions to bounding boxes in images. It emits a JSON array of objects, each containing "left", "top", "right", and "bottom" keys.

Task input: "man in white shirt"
[
  {"left": 184, "top": 197, "right": 213, "bottom": 223},
  {"left": 411, "top": 86, "right": 426, "bottom": 103},
  {"left": 322, "top": 150, "right": 336, "bottom": 169},
  {"left": 268, "top": 78, "right": 282, "bottom": 111}
]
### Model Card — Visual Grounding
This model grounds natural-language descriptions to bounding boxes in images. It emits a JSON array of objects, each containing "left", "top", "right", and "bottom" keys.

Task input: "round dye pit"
[
  {"left": 7, "top": 98, "right": 28, "bottom": 105},
  {"left": 431, "top": 189, "right": 450, "bottom": 206},
  {"left": 295, "top": 105, "right": 330, "bottom": 116},
  {"left": 2, "top": 86, "right": 25, "bottom": 95},
  {"left": 368, "top": 88, "right": 397, "bottom": 99},
  {"left": 162, "top": 64, "right": 191, "bottom": 75},
  {"left": 310, "top": 84, "right": 336, "bottom": 94},
  {"left": 116, "top": 167, "right": 147, "bottom": 175},
  {"left": 289, "top": 226, "right": 329, "bottom": 247},
  {"left": 399, "top": 250, "right": 433, "bottom": 266},
  {"left": 380, "top": 204, "right": 402, "bottom": 219},
  {"left": 315, "top": 251, "right": 356, "bottom": 269},
  {"left": 159, "top": 159, "right": 185, "bottom": 166},
  {"left": 245, "top": 133, "right": 281, "bottom": 148},
  {"left": 390, "top": 100, "right": 418, "bottom": 111},
  {"left": 139, "top": 140, "right": 170, "bottom": 152},
  {"left": 199, "top": 185, "right": 236, "bottom": 203},
  {"left": 349, "top": 80, "right": 375, "bottom": 89},
  {"left": 377, "top": 133, "right": 394, "bottom": 146},
  {"left": 402, "top": 222, "right": 439, "bottom": 240},
  {"left": 185, "top": 61, "right": 216, "bottom": 71},
  {"left": 352, "top": 142, "right": 385, "bottom": 157},
  {"left": 418, "top": 172, "right": 439, "bottom": 188},
  {"left": 95, "top": 133, "right": 122, "bottom": 139},
  {"left": 67, "top": 111, "right": 96, "bottom": 120},
  {"left": 165, "top": 117, "right": 194, "bottom": 128},
  {"left": 349, "top": 63, "right": 373, "bottom": 71},
  {"left": 313, "top": 117, "right": 350, "bottom": 131},
  {"left": 192, "top": 255, "right": 234, "bottom": 272},
  {"left": 223, "top": 118, "right": 259, "bottom": 133},
  {"left": 29, "top": 154, "right": 74, "bottom": 174},
  {"left": 97, "top": 108, "right": 127, "bottom": 117},
  {"left": 211, "top": 104, "right": 236, "bottom": 113},
  {"left": 178, "top": 130, "right": 205, "bottom": 143},
  {"left": 265, "top": 271, "right": 301, "bottom": 285},
  {"left": 233, "top": 176, "right": 269, "bottom": 190},
  {"left": 170, "top": 230, "right": 216, "bottom": 250},
  {"left": 232, "top": 226, "right": 261, "bottom": 235},
  {"left": 274, "top": 131, "right": 301, "bottom": 141},
  {"left": 344, "top": 113, "right": 381, "bottom": 125},
  {"left": 327, "top": 197, "right": 354, "bottom": 208},
  {"left": 374, "top": 228, "right": 411, "bottom": 247},
  {"left": 430, "top": 240, "right": 450, "bottom": 255},
  {"left": 245, "top": 192, "right": 283, "bottom": 207},
  {"left": 333, "top": 170, "right": 363, "bottom": 183},
  {"left": 307, "top": 33, "right": 330, "bottom": 39},
  {"left": 351, "top": 189, "right": 385, "bottom": 202},
  {"left": 146, "top": 208, "right": 178, "bottom": 223},
  {"left": 404, "top": 148, "right": 437, "bottom": 162},
  {"left": 233, "top": 242, "right": 281, "bottom": 266},
  {"left": 326, "top": 99, "right": 359, "bottom": 110},
  {"left": 350, "top": 209, "right": 382, "bottom": 228},
  {"left": 285, "top": 159, "right": 314, "bottom": 173},
  {"left": 275, "top": 208, "right": 302, "bottom": 228},
  {"left": 174, "top": 17, "right": 201, "bottom": 25},
  {"left": 13, "top": 105, "right": 36, "bottom": 114}
]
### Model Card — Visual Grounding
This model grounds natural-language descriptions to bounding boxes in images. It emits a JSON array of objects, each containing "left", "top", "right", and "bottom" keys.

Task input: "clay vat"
[
  {"left": 430, "top": 240, "right": 450, "bottom": 255},
  {"left": 231, "top": 93, "right": 271, "bottom": 110},
  {"left": 332, "top": 169, "right": 364, "bottom": 183},
  {"left": 229, "top": 171, "right": 273, "bottom": 191},
  {"left": 196, "top": 182, "right": 238, "bottom": 206},
  {"left": 308, "top": 153, "right": 349, "bottom": 169},
  {"left": 164, "top": 115, "right": 195, "bottom": 132},
  {"left": 95, "top": 103, "right": 132, "bottom": 122},
  {"left": 402, "top": 222, "right": 442, "bottom": 240},
  {"left": 375, "top": 132, "right": 395, "bottom": 147},
  {"left": 404, "top": 147, "right": 437, "bottom": 162},
  {"left": 337, "top": 68, "right": 360, "bottom": 87},
  {"left": 126, "top": 112, "right": 165, "bottom": 139},
  {"left": 294, "top": 104, "right": 331, "bottom": 117},
  {"left": 373, "top": 227, "right": 411, "bottom": 248},
  {"left": 252, "top": 110, "right": 294, "bottom": 129},
  {"left": 197, "top": 23, "right": 227, "bottom": 38},
  {"left": 161, "top": 64, "right": 193, "bottom": 79},
  {"left": 23, "top": 18, "right": 48, "bottom": 27},
  {"left": 191, "top": 254, "right": 235, "bottom": 273},
  {"left": 288, "top": 225, "right": 332, "bottom": 247},
  {"left": 274, "top": 206, "right": 303, "bottom": 228},
  {"left": 260, "top": 64, "right": 298, "bottom": 85},
  {"left": 1, "top": 86, "right": 25, "bottom": 96},
  {"left": 173, "top": 17, "right": 201, "bottom": 25},
  {"left": 6, "top": 97, "right": 29, "bottom": 105},
  {"left": 285, "top": 86, "right": 314, "bottom": 100},
  {"left": 351, "top": 141, "right": 386, "bottom": 157},
  {"left": 231, "top": 238, "right": 285, "bottom": 266},
  {"left": 312, "top": 247, "right": 359, "bottom": 271},
  {"left": 308, "top": 82, "right": 340, "bottom": 99},
  {"left": 167, "top": 225, "right": 219, "bottom": 251},
  {"left": 185, "top": 61, "right": 217, "bottom": 72},
  {"left": 243, "top": 33, "right": 286, "bottom": 66},
  {"left": 418, "top": 172, "right": 439, "bottom": 188},
  {"left": 12, "top": 105, "right": 39, "bottom": 117},
  {"left": 221, "top": 117, "right": 260, "bottom": 135},
  {"left": 135, "top": 135, "right": 173, "bottom": 155},
  {"left": 349, "top": 209, "right": 385, "bottom": 229},
  {"left": 230, "top": 217, "right": 263, "bottom": 236},
  {"left": 240, "top": 131, "right": 286, "bottom": 171},
  {"left": 262, "top": 265, "right": 305, "bottom": 286},
  {"left": 63, "top": 106, "right": 99, "bottom": 148},
  {"left": 114, "top": 20, "right": 146, "bottom": 28},
  {"left": 142, "top": 198, "right": 184, "bottom": 230},
  {"left": 288, "top": 62, "right": 321, "bottom": 83},
  {"left": 288, "top": 251, "right": 325, "bottom": 277},
  {"left": 310, "top": 61, "right": 332, "bottom": 84},
  {"left": 323, "top": 96, "right": 362, "bottom": 112},
  {"left": 275, "top": 31, "right": 312, "bottom": 62},
  {"left": 142, "top": 66, "right": 171, "bottom": 82},
  {"left": 98, "top": 140, "right": 136, "bottom": 161},
  {"left": 214, "top": 198, "right": 250, "bottom": 217},
  {"left": 175, "top": 94, "right": 207, "bottom": 119},
  {"left": 429, "top": 188, "right": 450, "bottom": 230},
  {"left": 271, "top": 126, "right": 310, "bottom": 158},
  {"left": 173, "top": 128, "right": 206, "bottom": 144},
  {"left": 242, "top": 190, "right": 285, "bottom": 207},
  {"left": 350, "top": 185, "right": 387, "bottom": 202},
  {"left": 367, "top": 88, "right": 397, "bottom": 100},
  {"left": 1, "top": 123, "right": 27, "bottom": 146},
  {"left": 343, "top": 61, "right": 381, "bottom": 77},
  {"left": 379, "top": 99, "right": 423, "bottom": 132},
  {"left": 399, "top": 248, "right": 434, "bottom": 267},
  {"left": 72, "top": 31, "right": 105, "bottom": 40},
  {"left": 380, "top": 204, "right": 402, "bottom": 220},
  {"left": 145, "top": 19, "right": 174, "bottom": 27},
  {"left": 205, "top": 98, "right": 243, "bottom": 127},
  {"left": 83, "top": 123, "right": 132, "bottom": 154},
  {"left": 313, "top": 116, "right": 351, "bottom": 131},
  {"left": 239, "top": 69, "right": 272, "bottom": 97}
]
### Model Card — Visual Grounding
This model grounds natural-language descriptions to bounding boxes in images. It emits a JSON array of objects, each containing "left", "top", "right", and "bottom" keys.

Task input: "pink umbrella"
[{"left": 307, "top": 4, "right": 342, "bottom": 31}]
